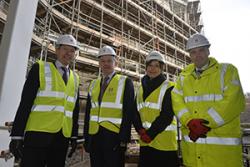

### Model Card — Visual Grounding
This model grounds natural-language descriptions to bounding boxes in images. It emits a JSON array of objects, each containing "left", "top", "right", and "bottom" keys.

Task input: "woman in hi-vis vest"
[{"left": 133, "top": 50, "right": 179, "bottom": 167}]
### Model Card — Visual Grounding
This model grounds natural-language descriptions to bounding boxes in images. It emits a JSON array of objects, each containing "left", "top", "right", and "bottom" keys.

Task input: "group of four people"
[{"left": 9, "top": 33, "right": 245, "bottom": 167}]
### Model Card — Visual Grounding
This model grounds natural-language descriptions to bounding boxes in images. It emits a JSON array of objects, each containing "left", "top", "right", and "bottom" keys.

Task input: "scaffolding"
[
  {"left": 0, "top": 0, "right": 204, "bottom": 100},
  {"left": 0, "top": 0, "right": 203, "bottom": 89},
  {"left": 32, "top": 0, "right": 201, "bottom": 84}
]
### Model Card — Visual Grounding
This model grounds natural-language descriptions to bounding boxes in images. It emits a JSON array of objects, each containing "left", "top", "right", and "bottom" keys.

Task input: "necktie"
[
  {"left": 196, "top": 69, "right": 203, "bottom": 76},
  {"left": 61, "top": 67, "right": 68, "bottom": 84},
  {"left": 98, "top": 76, "right": 109, "bottom": 103}
]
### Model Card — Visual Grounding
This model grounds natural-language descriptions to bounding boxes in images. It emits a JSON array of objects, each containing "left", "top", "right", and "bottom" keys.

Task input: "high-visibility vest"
[
  {"left": 172, "top": 57, "right": 245, "bottom": 167},
  {"left": 137, "top": 80, "right": 177, "bottom": 151},
  {"left": 25, "top": 61, "right": 79, "bottom": 138},
  {"left": 88, "top": 74, "right": 127, "bottom": 134}
]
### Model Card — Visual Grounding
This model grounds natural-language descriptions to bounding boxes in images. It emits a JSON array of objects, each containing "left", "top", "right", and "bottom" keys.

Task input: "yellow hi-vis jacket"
[
  {"left": 25, "top": 61, "right": 79, "bottom": 138},
  {"left": 137, "top": 80, "right": 177, "bottom": 151},
  {"left": 171, "top": 57, "right": 245, "bottom": 167},
  {"left": 88, "top": 74, "right": 127, "bottom": 134}
]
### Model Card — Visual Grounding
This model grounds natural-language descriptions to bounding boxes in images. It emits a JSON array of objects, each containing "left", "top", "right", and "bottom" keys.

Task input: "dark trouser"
[
  {"left": 89, "top": 126, "right": 125, "bottom": 167},
  {"left": 138, "top": 146, "right": 179, "bottom": 167},
  {"left": 21, "top": 130, "right": 69, "bottom": 167}
]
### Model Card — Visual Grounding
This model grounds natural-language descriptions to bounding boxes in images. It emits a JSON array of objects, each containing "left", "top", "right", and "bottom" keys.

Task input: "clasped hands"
[{"left": 187, "top": 119, "right": 211, "bottom": 142}]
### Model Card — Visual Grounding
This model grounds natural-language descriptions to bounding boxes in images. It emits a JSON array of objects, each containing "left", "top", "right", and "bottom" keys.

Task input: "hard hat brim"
[
  {"left": 98, "top": 54, "right": 116, "bottom": 58},
  {"left": 186, "top": 44, "right": 210, "bottom": 51}
]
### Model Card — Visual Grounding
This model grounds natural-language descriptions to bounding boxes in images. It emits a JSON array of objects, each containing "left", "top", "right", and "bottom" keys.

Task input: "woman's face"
[{"left": 146, "top": 60, "right": 162, "bottom": 79}]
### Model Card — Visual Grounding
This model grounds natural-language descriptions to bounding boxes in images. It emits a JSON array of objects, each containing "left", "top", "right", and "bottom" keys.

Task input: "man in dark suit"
[
  {"left": 84, "top": 45, "right": 135, "bottom": 167},
  {"left": 9, "top": 34, "right": 80, "bottom": 167}
]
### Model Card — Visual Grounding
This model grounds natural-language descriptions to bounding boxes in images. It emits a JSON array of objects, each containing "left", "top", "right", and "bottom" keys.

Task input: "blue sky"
[{"left": 200, "top": 0, "right": 250, "bottom": 93}]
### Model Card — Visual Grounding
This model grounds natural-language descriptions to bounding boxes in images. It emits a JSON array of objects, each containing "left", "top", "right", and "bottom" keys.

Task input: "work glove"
[
  {"left": 138, "top": 129, "right": 152, "bottom": 143},
  {"left": 187, "top": 119, "right": 211, "bottom": 142},
  {"left": 9, "top": 139, "right": 23, "bottom": 160},
  {"left": 68, "top": 138, "right": 77, "bottom": 158},
  {"left": 188, "top": 131, "right": 207, "bottom": 142}
]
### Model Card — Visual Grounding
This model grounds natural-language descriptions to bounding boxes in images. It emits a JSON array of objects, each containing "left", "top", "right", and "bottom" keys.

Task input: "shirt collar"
[
  {"left": 55, "top": 60, "right": 69, "bottom": 70},
  {"left": 103, "top": 71, "right": 115, "bottom": 79},
  {"left": 102, "top": 71, "right": 115, "bottom": 82},
  {"left": 195, "top": 60, "right": 210, "bottom": 72}
]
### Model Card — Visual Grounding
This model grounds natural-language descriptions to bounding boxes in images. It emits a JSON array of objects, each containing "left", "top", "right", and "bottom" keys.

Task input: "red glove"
[
  {"left": 188, "top": 131, "right": 207, "bottom": 142},
  {"left": 138, "top": 129, "right": 152, "bottom": 143},
  {"left": 187, "top": 119, "right": 211, "bottom": 142}
]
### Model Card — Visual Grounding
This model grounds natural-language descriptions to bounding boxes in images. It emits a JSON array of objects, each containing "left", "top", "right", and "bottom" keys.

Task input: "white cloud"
[{"left": 200, "top": 0, "right": 250, "bottom": 93}]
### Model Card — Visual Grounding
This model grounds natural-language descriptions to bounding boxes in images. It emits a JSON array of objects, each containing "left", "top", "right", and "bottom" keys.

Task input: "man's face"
[
  {"left": 189, "top": 47, "right": 209, "bottom": 68},
  {"left": 56, "top": 45, "right": 76, "bottom": 66},
  {"left": 146, "top": 60, "right": 162, "bottom": 79},
  {"left": 99, "top": 55, "right": 117, "bottom": 76}
]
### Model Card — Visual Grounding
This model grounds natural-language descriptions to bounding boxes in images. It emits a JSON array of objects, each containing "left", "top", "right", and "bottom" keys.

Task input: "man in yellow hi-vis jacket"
[
  {"left": 9, "top": 34, "right": 80, "bottom": 167},
  {"left": 171, "top": 33, "right": 245, "bottom": 167}
]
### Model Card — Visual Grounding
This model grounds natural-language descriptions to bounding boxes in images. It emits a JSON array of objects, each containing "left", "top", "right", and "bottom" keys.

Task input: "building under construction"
[
  {"left": 0, "top": 0, "right": 207, "bottom": 166},
  {"left": 0, "top": 0, "right": 203, "bottom": 100}
]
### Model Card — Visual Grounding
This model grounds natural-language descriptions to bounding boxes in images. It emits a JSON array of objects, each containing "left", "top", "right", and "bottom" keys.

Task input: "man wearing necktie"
[
  {"left": 171, "top": 33, "right": 245, "bottom": 167},
  {"left": 84, "top": 45, "right": 135, "bottom": 167},
  {"left": 9, "top": 34, "right": 80, "bottom": 167}
]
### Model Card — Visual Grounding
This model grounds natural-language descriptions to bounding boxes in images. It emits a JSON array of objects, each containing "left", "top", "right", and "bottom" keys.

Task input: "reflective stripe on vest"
[
  {"left": 142, "top": 121, "right": 177, "bottom": 131},
  {"left": 177, "top": 64, "right": 229, "bottom": 122},
  {"left": 137, "top": 101, "right": 161, "bottom": 111},
  {"left": 182, "top": 64, "right": 228, "bottom": 104},
  {"left": 137, "top": 80, "right": 169, "bottom": 111},
  {"left": 72, "top": 71, "right": 78, "bottom": 100},
  {"left": 180, "top": 75, "right": 184, "bottom": 88},
  {"left": 45, "top": 63, "right": 52, "bottom": 90},
  {"left": 137, "top": 80, "right": 177, "bottom": 151},
  {"left": 88, "top": 74, "right": 127, "bottom": 134},
  {"left": 183, "top": 135, "right": 241, "bottom": 145},
  {"left": 172, "top": 87, "right": 183, "bottom": 96},
  {"left": 91, "top": 76, "right": 126, "bottom": 110},
  {"left": 90, "top": 115, "right": 122, "bottom": 124},
  {"left": 26, "top": 61, "right": 79, "bottom": 137},
  {"left": 207, "top": 107, "right": 224, "bottom": 126},
  {"left": 32, "top": 62, "right": 78, "bottom": 117},
  {"left": 220, "top": 63, "right": 228, "bottom": 92},
  {"left": 89, "top": 80, "right": 97, "bottom": 97},
  {"left": 31, "top": 105, "right": 73, "bottom": 118},
  {"left": 184, "top": 94, "right": 223, "bottom": 103},
  {"left": 37, "top": 91, "right": 76, "bottom": 103},
  {"left": 177, "top": 108, "right": 188, "bottom": 120},
  {"left": 91, "top": 101, "right": 122, "bottom": 109}
]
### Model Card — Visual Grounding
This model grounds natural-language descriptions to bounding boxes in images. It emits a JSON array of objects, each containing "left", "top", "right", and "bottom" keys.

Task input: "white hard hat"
[
  {"left": 146, "top": 50, "right": 166, "bottom": 64},
  {"left": 98, "top": 45, "right": 116, "bottom": 58},
  {"left": 56, "top": 34, "right": 79, "bottom": 50},
  {"left": 186, "top": 33, "right": 210, "bottom": 51}
]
